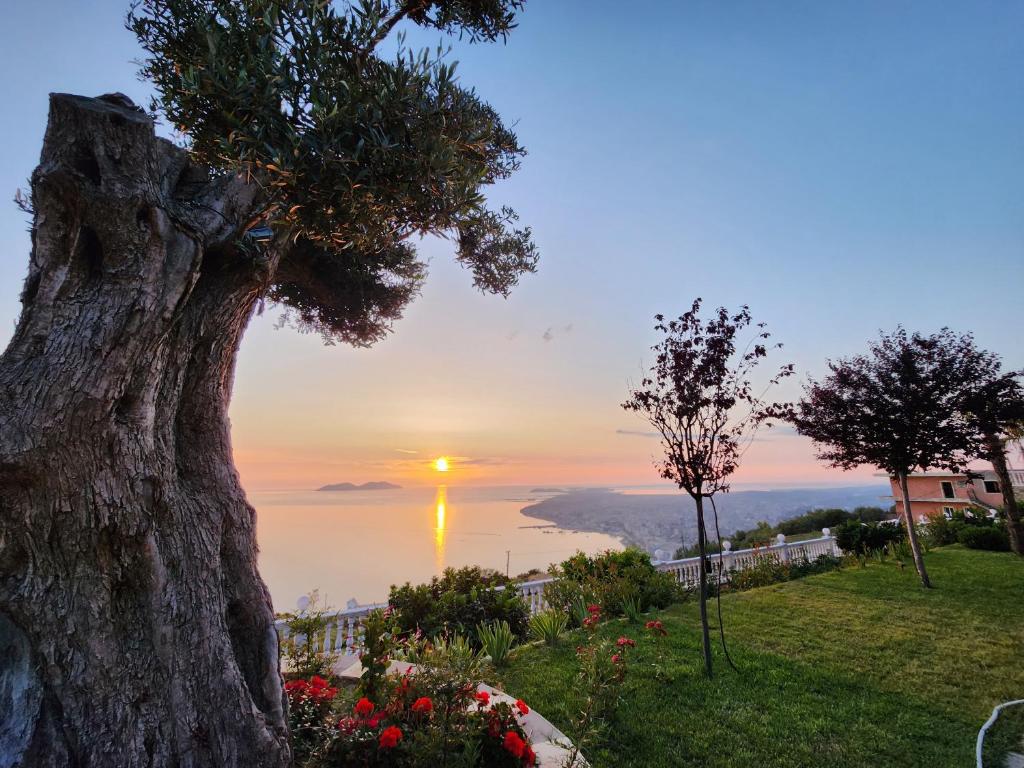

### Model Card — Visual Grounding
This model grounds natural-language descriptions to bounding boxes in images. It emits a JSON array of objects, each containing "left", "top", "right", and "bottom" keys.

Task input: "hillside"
[{"left": 520, "top": 486, "right": 890, "bottom": 553}]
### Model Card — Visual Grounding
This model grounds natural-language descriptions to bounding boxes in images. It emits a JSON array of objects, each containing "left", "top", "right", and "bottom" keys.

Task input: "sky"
[{"left": 1, "top": 1, "right": 1021, "bottom": 491}]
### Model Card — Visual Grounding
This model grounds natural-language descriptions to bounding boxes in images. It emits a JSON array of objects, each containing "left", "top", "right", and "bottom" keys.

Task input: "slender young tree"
[
  {"left": 958, "top": 349, "right": 1024, "bottom": 555},
  {"left": 622, "top": 300, "right": 792, "bottom": 678},
  {"left": 790, "top": 328, "right": 983, "bottom": 588},
  {"left": 0, "top": 2, "right": 535, "bottom": 765}
]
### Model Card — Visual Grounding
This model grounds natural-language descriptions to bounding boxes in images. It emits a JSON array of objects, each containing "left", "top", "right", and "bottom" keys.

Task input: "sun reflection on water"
[{"left": 434, "top": 485, "right": 447, "bottom": 572}]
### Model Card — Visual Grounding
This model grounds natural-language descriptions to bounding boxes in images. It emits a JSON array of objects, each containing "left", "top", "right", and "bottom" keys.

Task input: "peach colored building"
[{"left": 880, "top": 469, "right": 1024, "bottom": 523}]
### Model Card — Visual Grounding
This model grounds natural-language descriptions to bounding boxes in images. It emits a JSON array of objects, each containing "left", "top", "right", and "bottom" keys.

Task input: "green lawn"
[{"left": 496, "top": 547, "right": 1024, "bottom": 768}]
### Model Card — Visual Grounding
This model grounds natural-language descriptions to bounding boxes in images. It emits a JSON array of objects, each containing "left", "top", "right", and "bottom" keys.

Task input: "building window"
[
  {"left": 941, "top": 481, "right": 955, "bottom": 499},
  {"left": 984, "top": 480, "right": 1000, "bottom": 494},
  {"left": 942, "top": 507, "right": 955, "bottom": 519}
]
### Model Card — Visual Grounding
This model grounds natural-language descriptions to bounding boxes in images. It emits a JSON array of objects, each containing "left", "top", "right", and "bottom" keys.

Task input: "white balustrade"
[{"left": 275, "top": 532, "right": 841, "bottom": 658}]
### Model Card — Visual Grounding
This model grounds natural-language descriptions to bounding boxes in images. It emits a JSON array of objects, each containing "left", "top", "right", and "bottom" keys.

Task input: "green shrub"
[
  {"left": 834, "top": 520, "right": 905, "bottom": 555},
  {"left": 388, "top": 566, "right": 529, "bottom": 648},
  {"left": 529, "top": 610, "right": 569, "bottom": 645},
  {"left": 280, "top": 591, "right": 336, "bottom": 678},
  {"left": 477, "top": 620, "right": 516, "bottom": 667},
  {"left": 729, "top": 554, "right": 790, "bottom": 590},
  {"left": 923, "top": 512, "right": 960, "bottom": 547},
  {"left": 958, "top": 525, "right": 1010, "bottom": 551},
  {"left": 728, "top": 553, "right": 844, "bottom": 591},
  {"left": 544, "top": 548, "right": 685, "bottom": 621}
]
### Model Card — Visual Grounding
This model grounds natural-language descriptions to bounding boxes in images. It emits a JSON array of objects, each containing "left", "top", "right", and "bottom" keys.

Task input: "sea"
[{"left": 253, "top": 485, "right": 622, "bottom": 612}]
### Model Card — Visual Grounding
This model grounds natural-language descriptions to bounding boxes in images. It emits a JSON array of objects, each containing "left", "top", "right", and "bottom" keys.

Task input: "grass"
[{"left": 496, "top": 547, "right": 1024, "bottom": 768}]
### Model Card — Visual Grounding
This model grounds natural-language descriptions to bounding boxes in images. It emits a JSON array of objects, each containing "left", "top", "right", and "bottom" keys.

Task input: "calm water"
[{"left": 253, "top": 486, "right": 622, "bottom": 611}]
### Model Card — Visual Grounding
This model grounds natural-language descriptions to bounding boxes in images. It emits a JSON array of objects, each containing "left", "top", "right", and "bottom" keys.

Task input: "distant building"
[{"left": 880, "top": 469, "right": 1024, "bottom": 523}]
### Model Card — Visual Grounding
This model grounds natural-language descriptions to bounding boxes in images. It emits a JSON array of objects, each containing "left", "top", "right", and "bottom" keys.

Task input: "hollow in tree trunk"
[
  {"left": 0, "top": 95, "right": 290, "bottom": 766},
  {"left": 898, "top": 472, "right": 932, "bottom": 588},
  {"left": 693, "top": 494, "right": 713, "bottom": 678}
]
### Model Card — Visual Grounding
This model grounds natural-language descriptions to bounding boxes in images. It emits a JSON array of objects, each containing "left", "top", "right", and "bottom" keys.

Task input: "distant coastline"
[
  {"left": 316, "top": 481, "right": 402, "bottom": 492},
  {"left": 520, "top": 485, "right": 889, "bottom": 554}
]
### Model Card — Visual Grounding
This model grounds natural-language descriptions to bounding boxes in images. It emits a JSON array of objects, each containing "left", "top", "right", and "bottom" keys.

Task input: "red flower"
[
  {"left": 367, "top": 714, "right": 382, "bottom": 729},
  {"left": 616, "top": 636, "right": 636, "bottom": 648},
  {"left": 285, "top": 679, "right": 308, "bottom": 695},
  {"left": 310, "top": 675, "right": 328, "bottom": 688},
  {"left": 475, "top": 690, "right": 491, "bottom": 707},
  {"left": 587, "top": 604, "right": 601, "bottom": 614},
  {"left": 337, "top": 717, "right": 357, "bottom": 734},
  {"left": 645, "top": 619, "right": 668, "bottom": 636},
  {"left": 522, "top": 744, "right": 536, "bottom": 765},
  {"left": 611, "top": 653, "right": 622, "bottom": 664},
  {"left": 503, "top": 731, "right": 526, "bottom": 758},
  {"left": 379, "top": 725, "right": 402, "bottom": 749},
  {"left": 354, "top": 697, "right": 375, "bottom": 717},
  {"left": 515, "top": 699, "right": 530, "bottom": 716},
  {"left": 411, "top": 697, "right": 433, "bottom": 714}
]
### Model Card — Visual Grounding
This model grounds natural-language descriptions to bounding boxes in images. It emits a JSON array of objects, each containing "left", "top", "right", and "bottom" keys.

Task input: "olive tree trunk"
[
  {"left": 984, "top": 434, "right": 1024, "bottom": 556},
  {"left": 0, "top": 94, "right": 290, "bottom": 767},
  {"left": 897, "top": 472, "right": 932, "bottom": 588}
]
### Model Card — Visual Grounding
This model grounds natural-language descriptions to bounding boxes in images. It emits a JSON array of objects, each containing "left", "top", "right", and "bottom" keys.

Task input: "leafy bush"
[
  {"left": 924, "top": 508, "right": 1000, "bottom": 549},
  {"left": 388, "top": 567, "right": 529, "bottom": 648},
  {"left": 834, "top": 520, "right": 905, "bottom": 555},
  {"left": 477, "top": 620, "right": 516, "bottom": 668},
  {"left": 544, "top": 549, "right": 685, "bottom": 622},
  {"left": 280, "top": 591, "right": 336, "bottom": 678},
  {"left": 728, "top": 553, "right": 845, "bottom": 591},
  {"left": 958, "top": 525, "right": 1010, "bottom": 551},
  {"left": 529, "top": 610, "right": 568, "bottom": 646},
  {"left": 923, "top": 512, "right": 960, "bottom": 547}
]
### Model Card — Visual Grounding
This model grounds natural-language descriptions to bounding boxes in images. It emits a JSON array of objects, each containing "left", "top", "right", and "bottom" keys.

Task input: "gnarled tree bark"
[{"left": 0, "top": 94, "right": 290, "bottom": 767}]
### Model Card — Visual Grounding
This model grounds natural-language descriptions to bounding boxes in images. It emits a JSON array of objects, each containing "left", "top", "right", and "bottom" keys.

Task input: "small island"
[{"left": 317, "top": 481, "right": 402, "bottom": 492}]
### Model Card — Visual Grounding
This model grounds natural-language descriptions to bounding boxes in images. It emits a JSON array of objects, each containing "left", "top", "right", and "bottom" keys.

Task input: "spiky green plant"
[
  {"left": 477, "top": 620, "right": 516, "bottom": 668},
  {"left": 529, "top": 610, "right": 569, "bottom": 646}
]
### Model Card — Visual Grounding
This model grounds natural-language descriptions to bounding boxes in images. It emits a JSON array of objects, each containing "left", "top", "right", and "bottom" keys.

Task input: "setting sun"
[{"left": 433, "top": 456, "right": 450, "bottom": 473}]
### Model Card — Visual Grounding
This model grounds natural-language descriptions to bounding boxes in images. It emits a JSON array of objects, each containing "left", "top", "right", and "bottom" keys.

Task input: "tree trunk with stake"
[
  {"left": 898, "top": 472, "right": 932, "bottom": 588},
  {"left": 693, "top": 493, "right": 714, "bottom": 678}
]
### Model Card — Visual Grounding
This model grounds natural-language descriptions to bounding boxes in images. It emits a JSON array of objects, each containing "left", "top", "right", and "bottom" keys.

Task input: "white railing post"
[
  {"left": 822, "top": 527, "right": 840, "bottom": 556},
  {"left": 775, "top": 533, "right": 789, "bottom": 563}
]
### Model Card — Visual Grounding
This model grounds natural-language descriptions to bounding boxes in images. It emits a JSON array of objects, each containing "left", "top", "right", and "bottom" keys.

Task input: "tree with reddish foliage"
[
  {"left": 957, "top": 344, "right": 1024, "bottom": 556},
  {"left": 0, "top": 1, "right": 535, "bottom": 765},
  {"left": 622, "top": 300, "right": 792, "bottom": 678},
  {"left": 790, "top": 328, "right": 984, "bottom": 588}
]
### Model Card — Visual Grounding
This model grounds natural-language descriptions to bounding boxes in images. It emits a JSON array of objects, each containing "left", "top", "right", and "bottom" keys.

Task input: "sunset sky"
[{"left": 1, "top": 1, "right": 1021, "bottom": 490}]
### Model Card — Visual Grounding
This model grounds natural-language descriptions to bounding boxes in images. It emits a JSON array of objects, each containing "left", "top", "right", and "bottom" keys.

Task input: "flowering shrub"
[
  {"left": 285, "top": 676, "right": 340, "bottom": 763},
  {"left": 563, "top": 628, "right": 634, "bottom": 766},
  {"left": 544, "top": 548, "right": 684, "bottom": 624},
  {"left": 314, "top": 666, "right": 537, "bottom": 767},
  {"left": 292, "top": 608, "right": 539, "bottom": 767},
  {"left": 645, "top": 619, "right": 668, "bottom": 637}
]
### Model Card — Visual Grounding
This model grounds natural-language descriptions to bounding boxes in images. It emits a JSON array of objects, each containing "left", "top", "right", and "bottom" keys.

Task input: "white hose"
[{"left": 977, "top": 698, "right": 1024, "bottom": 767}]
